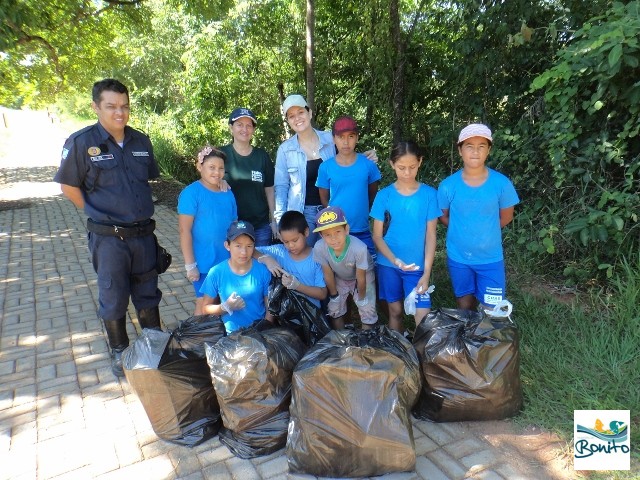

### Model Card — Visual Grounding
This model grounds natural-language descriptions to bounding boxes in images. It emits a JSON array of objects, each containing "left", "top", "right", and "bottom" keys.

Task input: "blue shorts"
[
  {"left": 377, "top": 264, "right": 432, "bottom": 308},
  {"left": 193, "top": 274, "right": 206, "bottom": 298},
  {"left": 447, "top": 258, "right": 505, "bottom": 307},
  {"left": 351, "top": 229, "right": 377, "bottom": 264}
]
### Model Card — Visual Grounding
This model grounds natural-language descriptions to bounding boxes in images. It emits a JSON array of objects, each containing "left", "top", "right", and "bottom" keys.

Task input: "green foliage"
[{"left": 502, "top": 1, "right": 640, "bottom": 282}]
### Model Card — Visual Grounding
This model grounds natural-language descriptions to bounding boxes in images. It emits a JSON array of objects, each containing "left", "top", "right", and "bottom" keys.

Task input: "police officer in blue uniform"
[{"left": 54, "top": 79, "right": 163, "bottom": 378}]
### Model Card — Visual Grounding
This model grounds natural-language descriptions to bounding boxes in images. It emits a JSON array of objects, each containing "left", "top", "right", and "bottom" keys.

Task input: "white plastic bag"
[
  {"left": 483, "top": 299, "right": 513, "bottom": 318},
  {"left": 404, "top": 285, "right": 435, "bottom": 315}
]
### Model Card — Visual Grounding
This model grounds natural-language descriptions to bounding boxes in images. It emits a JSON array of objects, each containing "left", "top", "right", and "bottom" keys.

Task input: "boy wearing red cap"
[
  {"left": 312, "top": 206, "right": 378, "bottom": 330},
  {"left": 437, "top": 123, "right": 519, "bottom": 311},
  {"left": 315, "top": 116, "right": 381, "bottom": 261}
]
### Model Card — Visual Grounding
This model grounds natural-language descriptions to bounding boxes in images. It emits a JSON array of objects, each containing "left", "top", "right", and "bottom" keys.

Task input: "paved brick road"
[{"left": 0, "top": 109, "right": 571, "bottom": 479}]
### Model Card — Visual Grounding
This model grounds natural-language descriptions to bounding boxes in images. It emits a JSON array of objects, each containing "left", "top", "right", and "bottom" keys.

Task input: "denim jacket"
[{"left": 274, "top": 128, "right": 335, "bottom": 224}]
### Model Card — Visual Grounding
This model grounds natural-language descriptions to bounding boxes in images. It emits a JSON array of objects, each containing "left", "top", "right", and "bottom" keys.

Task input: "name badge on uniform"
[
  {"left": 132, "top": 151, "right": 149, "bottom": 157},
  {"left": 90, "top": 154, "right": 115, "bottom": 162}
]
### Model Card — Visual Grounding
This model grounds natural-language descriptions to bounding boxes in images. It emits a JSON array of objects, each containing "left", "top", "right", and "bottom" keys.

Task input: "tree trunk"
[
  {"left": 390, "top": 0, "right": 404, "bottom": 143},
  {"left": 305, "top": 0, "right": 316, "bottom": 114}
]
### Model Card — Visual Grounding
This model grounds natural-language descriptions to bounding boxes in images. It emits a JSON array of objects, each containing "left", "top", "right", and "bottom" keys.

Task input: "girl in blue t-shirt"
[
  {"left": 370, "top": 141, "right": 441, "bottom": 333},
  {"left": 178, "top": 146, "right": 237, "bottom": 315}
]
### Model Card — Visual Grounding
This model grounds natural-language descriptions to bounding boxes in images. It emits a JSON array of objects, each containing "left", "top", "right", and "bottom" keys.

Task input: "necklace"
[{"left": 301, "top": 133, "right": 320, "bottom": 159}]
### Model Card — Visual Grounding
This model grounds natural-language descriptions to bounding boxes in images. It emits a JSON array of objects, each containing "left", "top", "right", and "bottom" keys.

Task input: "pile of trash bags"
[
  {"left": 412, "top": 307, "right": 522, "bottom": 422},
  {"left": 123, "top": 315, "right": 226, "bottom": 447},
  {"left": 286, "top": 326, "right": 421, "bottom": 477},
  {"left": 122, "top": 298, "right": 523, "bottom": 475},
  {"left": 206, "top": 324, "right": 305, "bottom": 458}
]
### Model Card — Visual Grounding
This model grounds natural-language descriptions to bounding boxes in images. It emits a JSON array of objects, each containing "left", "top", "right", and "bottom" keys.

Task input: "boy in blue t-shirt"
[
  {"left": 438, "top": 123, "right": 519, "bottom": 310},
  {"left": 254, "top": 210, "right": 327, "bottom": 307},
  {"left": 316, "top": 116, "right": 381, "bottom": 260},
  {"left": 200, "top": 221, "right": 273, "bottom": 333}
]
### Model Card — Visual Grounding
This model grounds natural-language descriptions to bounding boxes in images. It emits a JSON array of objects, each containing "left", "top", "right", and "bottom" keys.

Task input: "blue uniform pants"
[{"left": 88, "top": 232, "right": 162, "bottom": 320}]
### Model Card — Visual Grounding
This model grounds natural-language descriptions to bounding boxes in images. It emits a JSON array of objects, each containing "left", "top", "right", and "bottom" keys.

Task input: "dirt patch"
[{"left": 465, "top": 420, "right": 575, "bottom": 479}]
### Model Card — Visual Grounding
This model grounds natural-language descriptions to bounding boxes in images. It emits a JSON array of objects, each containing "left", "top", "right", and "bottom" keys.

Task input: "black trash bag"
[
  {"left": 267, "top": 276, "right": 331, "bottom": 346},
  {"left": 412, "top": 308, "right": 523, "bottom": 422},
  {"left": 123, "top": 315, "right": 226, "bottom": 447},
  {"left": 286, "top": 326, "right": 421, "bottom": 478},
  {"left": 206, "top": 326, "right": 305, "bottom": 458}
]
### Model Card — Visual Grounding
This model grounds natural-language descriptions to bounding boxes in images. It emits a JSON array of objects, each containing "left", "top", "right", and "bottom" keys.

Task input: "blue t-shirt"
[
  {"left": 177, "top": 181, "right": 237, "bottom": 273},
  {"left": 200, "top": 260, "right": 271, "bottom": 332},
  {"left": 257, "top": 245, "right": 325, "bottom": 307},
  {"left": 437, "top": 168, "right": 519, "bottom": 264},
  {"left": 370, "top": 183, "right": 441, "bottom": 269},
  {"left": 315, "top": 153, "right": 381, "bottom": 233}
]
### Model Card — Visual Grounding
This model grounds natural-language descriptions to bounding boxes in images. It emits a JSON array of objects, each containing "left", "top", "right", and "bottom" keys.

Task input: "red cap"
[{"left": 332, "top": 116, "right": 359, "bottom": 136}]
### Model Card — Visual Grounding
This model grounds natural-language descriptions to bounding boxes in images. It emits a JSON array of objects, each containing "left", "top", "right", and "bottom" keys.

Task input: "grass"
[{"left": 507, "top": 255, "right": 640, "bottom": 475}]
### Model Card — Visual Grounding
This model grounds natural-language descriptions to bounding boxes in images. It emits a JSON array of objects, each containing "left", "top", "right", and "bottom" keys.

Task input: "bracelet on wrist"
[
  {"left": 329, "top": 292, "right": 339, "bottom": 300},
  {"left": 185, "top": 262, "right": 197, "bottom": 271}
]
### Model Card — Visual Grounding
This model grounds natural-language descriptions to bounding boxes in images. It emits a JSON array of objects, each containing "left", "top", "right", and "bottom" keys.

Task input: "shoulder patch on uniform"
[
  {"left": 61, "top": 148, "right": 69, "bottom": 160},
  {"left": 66, "top": 124, "right": 97, "bottom": 142}
]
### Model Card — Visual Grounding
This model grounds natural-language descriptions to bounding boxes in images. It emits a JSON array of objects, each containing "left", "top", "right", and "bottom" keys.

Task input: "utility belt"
[{"left": 87, "top": 218, "right": 155, "bottom": 238}]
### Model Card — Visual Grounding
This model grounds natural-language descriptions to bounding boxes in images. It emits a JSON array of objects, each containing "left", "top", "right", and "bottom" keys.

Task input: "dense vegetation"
[
  {"left": 2, "top": 0, "right": 638, "bottom": 461},
  {"left": 3, "top": 0, "right": 637, "bottom": 284}
]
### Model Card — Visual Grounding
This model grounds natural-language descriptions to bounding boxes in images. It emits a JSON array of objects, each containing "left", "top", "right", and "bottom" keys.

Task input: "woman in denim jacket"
[{"left": 275, "top": 94, "right": 377, "bottom": 246}]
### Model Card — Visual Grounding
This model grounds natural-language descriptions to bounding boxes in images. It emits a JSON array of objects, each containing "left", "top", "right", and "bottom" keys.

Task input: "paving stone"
[
  {"left": 0, "top": 360, "right": 15, "bottom": 375},
  {"left": 255, "top": 454, "right": 289, "bottom": 478},
  {"left": 443, "top": 437, "right": 486, "bottom": 458},
  {"left": 36, "top": 432, "right": 93, "bottom": 478},
  {"left": 93, "top": 455, "right": 176, "bottom": 479},
  {"left": 469, "top": 469, "right": 504, "bottom": 480},
  {"left": 10, "top": 421, "right": 37, "bottom": 449},
  {"left": 422, "top": 423, "right": 455, "bottom": 446},
  {"left": 197, "top": 443, "right": 235, "bottom": 466},
  {"left": 415, "top": 456, "right": 450, "bottom": 480},
  {"left": 3, "top": 446, "right": 37, "bottom": 479},
  {"left": 225, "top": 455, "right": 262, "bottom": 479},
  {"left": 427, "top": 448, "right": 468, "bottom": 479},
  {"left": 459, "top": 449, "right": 499, "bottom": 470},
  {"left": 414, "top": 432, "right": 439, "bottom": 455},
  {"left": 169, "top": 447, "right": 204, "bottom": 477},
  {"left": 202, "top": 461, "right": 234, "bottom": 479}
]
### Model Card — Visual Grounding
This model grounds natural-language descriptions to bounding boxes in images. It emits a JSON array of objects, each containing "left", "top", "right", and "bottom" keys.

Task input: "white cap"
[
  {"left": 458, "top": 123, "right": 493, "bottom": 145},
  {"left": 282, "top": 94, "right": 308, "bottom": 115}
]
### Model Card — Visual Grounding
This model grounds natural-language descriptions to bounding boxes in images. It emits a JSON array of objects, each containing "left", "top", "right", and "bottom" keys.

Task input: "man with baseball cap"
[
  {"left": 199, "top": 220, "right": 273, "bottom": 332},
  {"left": 437, "top": 123, "right": 519, "bottom": 311}
]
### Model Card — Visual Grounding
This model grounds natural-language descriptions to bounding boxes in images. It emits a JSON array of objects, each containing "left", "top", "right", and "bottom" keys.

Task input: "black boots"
[
  {"left": 137, "top": 306, "right": 162, "bottom": 330},
  {"left": 103, "top": 308, "right": 161, "bottom": 378},
  {"left": 103, "top": 317, "right": 129, "bottom": 378}
]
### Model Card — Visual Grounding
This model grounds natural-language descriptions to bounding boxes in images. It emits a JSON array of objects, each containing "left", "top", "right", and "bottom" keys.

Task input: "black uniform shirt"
[{"left": 54, "top": 122, "right": 160, "bottom": 224}]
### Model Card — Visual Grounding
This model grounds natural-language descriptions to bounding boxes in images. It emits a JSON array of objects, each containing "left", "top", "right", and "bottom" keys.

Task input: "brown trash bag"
[
  {"left": 286, "top": 326, "right": 421, "bottom": 478},
  {"left": 205, "top": 324, "right": 305, "bottom": 458},
  {"left": 412, "top": 308, "right": 523, "bottom": 422},
  {"left": 123, "top": 315, "right": 226, "bottom": 447}
]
